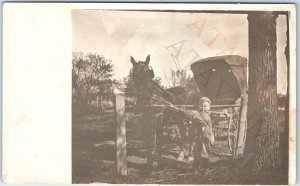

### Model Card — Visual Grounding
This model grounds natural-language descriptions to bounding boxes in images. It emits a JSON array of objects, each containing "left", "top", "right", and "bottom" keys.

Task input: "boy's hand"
[{"left": 223, "top": 112, "right": 232, "bottom": 118}]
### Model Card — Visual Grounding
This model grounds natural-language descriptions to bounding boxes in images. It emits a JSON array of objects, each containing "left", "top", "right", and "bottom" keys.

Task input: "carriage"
[
  {"left": 190, "top": 55, "right": 248, "bottom": 157},
  {"left": 130, "top": 55, "right": 251, "bottom": 169}
]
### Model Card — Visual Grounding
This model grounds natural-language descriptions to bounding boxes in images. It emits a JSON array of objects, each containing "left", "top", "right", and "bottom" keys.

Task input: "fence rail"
[{"left": 125, "top": 104, "right": 241, "bottom": 109}]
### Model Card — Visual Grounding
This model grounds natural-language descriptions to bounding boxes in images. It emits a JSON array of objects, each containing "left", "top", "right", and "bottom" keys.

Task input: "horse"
[
  {"left": 129, "top": 55, "right": 257, "bottom": 171},
  {"left": 130, "top": 55, "right": 196, "bottom": 168}
]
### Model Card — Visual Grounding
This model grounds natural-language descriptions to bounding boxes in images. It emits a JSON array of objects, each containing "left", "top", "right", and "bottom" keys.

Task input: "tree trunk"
[
  {"left": 248, "top": 13, "right": 281, "bottom": 168},
  {"left": 281, "top": 13, "right": 289, "bottom": 169}
]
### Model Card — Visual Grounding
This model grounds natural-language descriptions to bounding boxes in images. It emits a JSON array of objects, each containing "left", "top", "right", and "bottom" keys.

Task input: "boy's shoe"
[{"left": 187, "top": 155, "right": 194, "bottom": 162}]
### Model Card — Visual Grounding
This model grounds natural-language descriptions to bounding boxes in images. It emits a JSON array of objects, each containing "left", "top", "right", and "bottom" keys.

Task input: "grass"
[{"left": 72, "top": 108, "right": 288, "bottom": 184}]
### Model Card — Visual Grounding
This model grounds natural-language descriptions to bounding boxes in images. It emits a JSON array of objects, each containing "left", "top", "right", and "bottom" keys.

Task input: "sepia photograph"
[
  {"left": 2, "top": 3, "right": 296, "bottom": 184},
  {"left": 71, "top": 7, "right": 293, "bottom": 184}
]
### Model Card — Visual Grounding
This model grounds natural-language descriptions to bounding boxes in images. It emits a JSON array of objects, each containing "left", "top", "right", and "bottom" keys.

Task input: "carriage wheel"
[{"left": 228, "top": 111, "right": 239, "bottom": 155}]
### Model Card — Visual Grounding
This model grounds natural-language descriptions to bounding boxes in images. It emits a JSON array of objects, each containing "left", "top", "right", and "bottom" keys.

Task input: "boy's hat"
[{"left": 199, "top": 97, "right": 211, "bottom": 105}]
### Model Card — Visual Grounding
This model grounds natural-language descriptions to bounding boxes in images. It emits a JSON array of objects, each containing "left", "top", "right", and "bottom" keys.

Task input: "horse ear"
[
  {"left": 145, "top": 55, "right": 150, "bottom": 66},
  {"left": 130, "top": 56, "right": 137, "bottom": 66}
]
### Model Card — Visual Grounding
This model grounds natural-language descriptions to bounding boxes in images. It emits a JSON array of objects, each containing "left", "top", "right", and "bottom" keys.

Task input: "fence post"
[
  {"left": 114, "top": 88, "right": 127, "bottom": 176},
  {"left": 96, "top": 95, "right": 99, "bottom": 108},
  {"left": 100, "top": 95, "right": 103, "bottom": 111}
]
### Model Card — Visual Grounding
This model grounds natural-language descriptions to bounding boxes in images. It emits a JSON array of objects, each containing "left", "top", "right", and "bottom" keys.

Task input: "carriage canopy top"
[{"left": 191, "top": 55, "right": 247, "bottom": 105}]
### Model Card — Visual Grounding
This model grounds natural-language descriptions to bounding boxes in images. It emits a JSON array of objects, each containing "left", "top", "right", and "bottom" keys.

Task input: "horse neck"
[
  {"left": 135, "top": 79, "right": 174, "bottom": 105},
  {"left": 150, "top": 81, "right": 173, "bottom": 102}
]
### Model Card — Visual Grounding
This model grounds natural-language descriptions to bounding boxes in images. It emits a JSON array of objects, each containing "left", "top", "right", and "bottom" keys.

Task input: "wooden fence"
[{"left": 113, "top": 88, "right": 248, "bottom": 176}]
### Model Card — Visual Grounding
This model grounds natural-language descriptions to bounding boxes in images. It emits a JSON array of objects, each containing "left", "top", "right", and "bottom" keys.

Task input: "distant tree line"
[
  {"left": 72, "top": 52, "right": 114, "bottom": 109},
  {"left": 168, "top": 69, "right": 202, "bottom": 104},
  {"left": 72, "top": 52, "right": 201, "bottom": 110}
]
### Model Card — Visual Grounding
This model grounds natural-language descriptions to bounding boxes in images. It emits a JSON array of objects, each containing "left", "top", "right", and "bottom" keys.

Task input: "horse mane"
[{"left": 130, "top": 56, "right": 190, "bottom": 106}]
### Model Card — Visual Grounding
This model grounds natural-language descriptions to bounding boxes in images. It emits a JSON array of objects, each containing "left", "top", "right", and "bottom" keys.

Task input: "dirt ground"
[{"left": 72, "top": 110, "right": 288, "bottom": 184}]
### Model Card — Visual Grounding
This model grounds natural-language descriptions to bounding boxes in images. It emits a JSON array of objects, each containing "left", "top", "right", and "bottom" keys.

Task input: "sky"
[{"left": 72, "top": 10, "right": 287, "bottom": 94}]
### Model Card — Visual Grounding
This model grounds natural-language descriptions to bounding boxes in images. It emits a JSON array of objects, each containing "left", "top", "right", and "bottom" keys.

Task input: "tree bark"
[
  {"left": 281, "top": 13, "right": 289, "bottom": 169},
  {"left": 248, "top": 13, "right": 281, "bottom": 168}
]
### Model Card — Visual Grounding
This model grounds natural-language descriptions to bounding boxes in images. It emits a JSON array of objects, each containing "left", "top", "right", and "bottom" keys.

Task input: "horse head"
[{"left": 130, "top": 55, "right": 154, "bottom": 87}]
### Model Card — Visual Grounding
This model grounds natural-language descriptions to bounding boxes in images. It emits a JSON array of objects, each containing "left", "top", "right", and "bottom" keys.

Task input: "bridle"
[{"left": 130, "top": 65, "right": 154, "bottom": 80}]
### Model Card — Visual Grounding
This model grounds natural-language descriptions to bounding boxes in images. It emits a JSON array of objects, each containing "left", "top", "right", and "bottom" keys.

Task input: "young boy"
[{"left": 188, "top": 97, "right": 214, "bottom": 169}]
